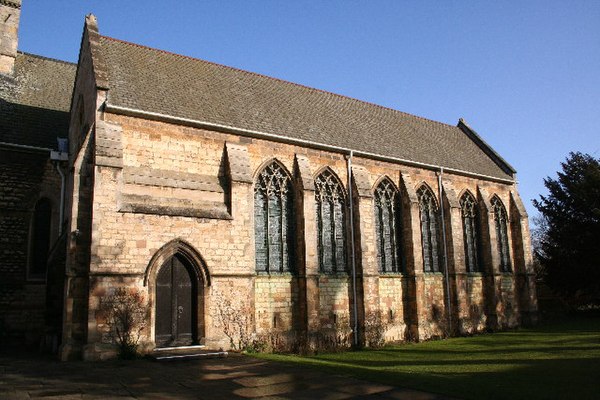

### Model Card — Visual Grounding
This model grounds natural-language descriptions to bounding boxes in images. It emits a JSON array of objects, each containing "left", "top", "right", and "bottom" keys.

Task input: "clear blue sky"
[{"left": 17, "top": 1, "right": 600, "bottom": 220}]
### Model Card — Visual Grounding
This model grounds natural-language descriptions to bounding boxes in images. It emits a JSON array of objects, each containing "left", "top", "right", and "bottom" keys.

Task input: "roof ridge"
[
  {"left": 99, "top": 35, "right": 457, "bottom": 130},
  {"left": 17, "top": 51, "right": 76, "bottom": 66}
]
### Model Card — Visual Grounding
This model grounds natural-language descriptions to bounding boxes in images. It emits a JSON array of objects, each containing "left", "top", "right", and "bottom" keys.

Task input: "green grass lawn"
[{"left": 256, "top": 316, "right": 600, "bottom": 400}]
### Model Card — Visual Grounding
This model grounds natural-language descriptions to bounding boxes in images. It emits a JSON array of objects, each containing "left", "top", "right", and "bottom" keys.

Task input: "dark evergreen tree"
[{"left": 533, "top": 152, "right": 600, "bottom": 305}]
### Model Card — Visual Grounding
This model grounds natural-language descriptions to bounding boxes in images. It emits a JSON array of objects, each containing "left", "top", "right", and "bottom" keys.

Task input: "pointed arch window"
[
  {"left": 254, "top": 161, "right": 295, "bottom": 273},
  {"left": 374, "top": 178, "right": 404, "bottom": 273},
  {"left": 315, "top": 169, "right": 347, "bottom": 273},
  {"left": 460, "top": 192, "right": 481, "bottom": 273},
  {"left": 29, "top": 198, "right": 52, "bottom": 277},
  {"left": 491, "top": 196, "right": 511, "bottom": 272},
  {"left": 417, "top": 185, "right": 441, "bottom": 273}
]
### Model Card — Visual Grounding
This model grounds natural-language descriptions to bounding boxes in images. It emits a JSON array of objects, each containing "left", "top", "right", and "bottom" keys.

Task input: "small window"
[
  {"left": 254, "top": 161, "right": 295, "bottom": 273},
  {"left": 374, "top": 178, "right": 404, "bottom": 273},
  {"left": 460, "top": 192, "right": 482, "bottom": 273},
  {"left": 417, "top": 184, "right": 440, "bottom": 273},
  {"left": 315, "top": 169, "right": 347, "bottom": 273},
  {"left": 491, "top": 196, "right": 511, "bottom": 272},
  {"left": 29, "top": 198, "right": 52, "bottom": 278}
]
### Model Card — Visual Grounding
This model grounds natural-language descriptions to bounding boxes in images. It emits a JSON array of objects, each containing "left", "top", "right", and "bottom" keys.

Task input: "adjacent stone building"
[
  {"left": 0, "top": 0, "right": 75, "bottom": 351},
  {"left": 1, "top": 3, "right": 537, "bottom": 360}
]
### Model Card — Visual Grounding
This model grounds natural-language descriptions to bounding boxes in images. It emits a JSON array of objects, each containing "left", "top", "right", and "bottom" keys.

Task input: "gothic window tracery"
[
  {"left": 254, "top": 161, "right": 294, "bottom": 273},
  {"left": 460, "top": 191, "right": 481, "bottom": 273},
  {"left": 315, "top": 169, "right": 347, "bottom": 273},
  {"left": 491, "top": 196, "right": 511, "bottom": 272},
  {"left": 417, "top": 184, "right": 440, "bottom": 272},
  {"left": 374, "top": 178, "right": 404, "bottom": 273}
]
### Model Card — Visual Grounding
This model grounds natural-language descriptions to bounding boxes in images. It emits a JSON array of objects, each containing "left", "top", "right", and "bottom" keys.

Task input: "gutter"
[
  {"left": 0, "top": 141, "right": 53, "bottom": 153},
  {"left": 103, "top": 104, "right": 516, "bottom": 185},
  {"left": 1, "top": 140, "right": 68, "bottom": 242}
]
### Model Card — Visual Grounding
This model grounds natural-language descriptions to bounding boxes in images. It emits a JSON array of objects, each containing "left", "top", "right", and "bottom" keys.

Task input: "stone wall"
[
  {"left": 0, "top": 149, "right": 61, "bottom": 346},
  {"left": 464, "top": 275, "right": 487, "bottom": 332},
  {"left": 0, "top": 0, "right": 20, "bottom": 75},
  {"left": 254, "top": 275, "right": 301, "bottom": 350},
  {"left": 378, "top": 276, "right": 409, "bottom": 342},
  {"left": 60, "top": 104, "right": 537, "bottom": 358}
]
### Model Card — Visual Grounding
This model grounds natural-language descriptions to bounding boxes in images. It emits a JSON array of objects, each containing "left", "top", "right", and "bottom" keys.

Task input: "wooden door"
[{"left": 155, "top": 256, "right": 195, "bottom": 347}]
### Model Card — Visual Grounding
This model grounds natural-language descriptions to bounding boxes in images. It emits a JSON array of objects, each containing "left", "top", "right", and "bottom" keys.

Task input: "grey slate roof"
[
  {"left": 99, "top": 36, "right": 513, "bottom": 180},
  {"left": 0, "top": 52, "right": 76, "bottom": 149}
]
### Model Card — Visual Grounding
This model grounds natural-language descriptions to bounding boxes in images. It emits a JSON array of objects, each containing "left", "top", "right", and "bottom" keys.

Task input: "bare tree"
[{"left": 99, "top": 288, "right": 148, "bottom": 359}]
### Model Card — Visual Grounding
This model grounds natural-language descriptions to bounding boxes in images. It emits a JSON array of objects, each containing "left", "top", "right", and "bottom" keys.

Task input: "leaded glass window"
[
  {"left": 491, "top": 196, "right": 511, "bottom": 272},
  {"left": 417, "top": 184, "right": 440, "bottom": 273},
  {"left": 254, "top": 161, "right": 294, "bottom": 273},
  {"left": 315, "top": 169, "right": 347, "bottom": 273},
  {"left": 374, "top": 178, "right": 404, "bottom": 273},
  {"left": 460, "top": 192, "right": 481, "bottom": 273}
]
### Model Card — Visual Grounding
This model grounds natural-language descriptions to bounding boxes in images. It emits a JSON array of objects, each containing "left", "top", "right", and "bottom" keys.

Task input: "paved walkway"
[{"left": 0, "top": 352, "right": 455, "bottom": 399}]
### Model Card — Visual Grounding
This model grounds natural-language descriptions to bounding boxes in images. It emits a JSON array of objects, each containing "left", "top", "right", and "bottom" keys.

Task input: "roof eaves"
[
  {"left": 0, "top": 1, "right": 21, "bottom": 9},
  {"left": 457, "top": 118, "right": 516, "bottom": 175},
  {"left": 95, "top": 33, "right": 515, "bottom": 182},
  {"left": 98, "top": 35, "right": 459, "bottom": 131},
  {"left": 17, "top": 51, "right": 76, "bottom": 67},
  {"left": 105, "top": 102, "right": 516, "bottom": 184}
]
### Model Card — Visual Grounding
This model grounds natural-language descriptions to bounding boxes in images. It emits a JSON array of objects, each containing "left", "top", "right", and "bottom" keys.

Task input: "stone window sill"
[
  {"left": 256, "top": 271, "right": 296, "bottom": 276},
  {"left": 319, "top": 271, "right": 350, "bottom": 276},
  {"left": 379, "top": 272, "right": 406, "bottom": 277}
]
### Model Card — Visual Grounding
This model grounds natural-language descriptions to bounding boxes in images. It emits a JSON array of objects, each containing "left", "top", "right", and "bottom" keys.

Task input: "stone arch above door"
[{"left": 144, "top": 239, "right": 211, "bottom": 288}]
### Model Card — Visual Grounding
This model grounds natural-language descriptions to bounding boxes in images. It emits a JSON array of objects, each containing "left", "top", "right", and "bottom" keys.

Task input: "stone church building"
[{"left": 1, "top": 2, "right": 537, "bottom": 360}]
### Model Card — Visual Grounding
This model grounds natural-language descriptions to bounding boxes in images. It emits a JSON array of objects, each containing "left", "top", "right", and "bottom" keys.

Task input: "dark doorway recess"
[{"left": 155, "top": 255, "right": 201, "bottom": 347}]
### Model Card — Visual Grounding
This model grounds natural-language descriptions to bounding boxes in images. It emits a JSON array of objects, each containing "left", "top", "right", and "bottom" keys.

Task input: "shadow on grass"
[
  {"left": 2, "top": 317, "right": 598, "bottom": 399},
  {"left": 260, "top": 316, "right": 600, "bottom": 400},
  {"left": 288, "top": 354, "right": 600, "bottom": 400},
  {"left": 369, "top": 357, "right": 597, "bottom": 400}
]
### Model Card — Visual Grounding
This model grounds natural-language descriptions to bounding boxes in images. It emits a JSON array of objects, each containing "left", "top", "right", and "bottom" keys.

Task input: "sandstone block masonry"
[
  {"left": 60, "top": 111, "right": 538, "bottom": 360},
  {"left": 55, "top": 14, "right": 538, "bottom": 360},
  {"left": 0, "top": 7, "right": 538, "bottom": 360},
  {"left": 0, "top": 149, "right": 63, "bottom": 347},
  {"left": 0, "top": 0, "right": 20, "bottom": 74}
]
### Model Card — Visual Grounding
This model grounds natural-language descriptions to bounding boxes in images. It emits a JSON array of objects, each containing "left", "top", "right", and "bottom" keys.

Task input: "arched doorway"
[
  {"left": 155, "top": 255, "right": 203, "bottom": 347},
  {"left": 145, "top": 239, "right": 210, "bottom": 349}
]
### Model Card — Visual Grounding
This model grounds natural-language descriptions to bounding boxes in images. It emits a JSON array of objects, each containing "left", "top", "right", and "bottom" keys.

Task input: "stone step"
[{"left": 150, "top": 346, "right": 228, "bottom": 361}]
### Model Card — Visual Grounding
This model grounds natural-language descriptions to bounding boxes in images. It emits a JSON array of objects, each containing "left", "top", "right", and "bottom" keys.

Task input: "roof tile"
[
  {"left": 99, "top": 36, "right": 513, "bottom": 180},
  {"left": 0, "top": 52, "right": 76, "bottom": 148}
]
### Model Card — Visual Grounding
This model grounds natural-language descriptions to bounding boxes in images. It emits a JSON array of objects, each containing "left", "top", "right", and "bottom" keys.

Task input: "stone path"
[{"left": 0, "top": 352, "right": 456, "bottom": 399}]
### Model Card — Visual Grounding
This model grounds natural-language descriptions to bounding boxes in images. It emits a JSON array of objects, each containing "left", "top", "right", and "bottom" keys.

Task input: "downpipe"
[
  {"left": 55, "top": 162, "right": 66, "bottom": 235},
  {"left": 347, "top": 151, "right": 359, "bottom": 347},
  {"left": 437, "top": 168, "right": 453, "bottom": 334}
]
